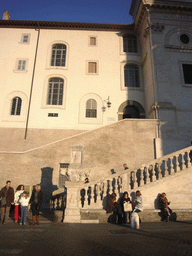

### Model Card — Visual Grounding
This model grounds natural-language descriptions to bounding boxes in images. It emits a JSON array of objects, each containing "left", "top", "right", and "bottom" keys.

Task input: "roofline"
[{"left": 0, "top": 20, "right": 134, "bottom": 31}]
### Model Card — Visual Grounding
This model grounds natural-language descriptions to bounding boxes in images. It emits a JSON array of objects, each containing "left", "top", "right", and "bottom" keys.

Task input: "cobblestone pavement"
[{"left": 0, "top": 221, "right": 192, "bottom": 256}]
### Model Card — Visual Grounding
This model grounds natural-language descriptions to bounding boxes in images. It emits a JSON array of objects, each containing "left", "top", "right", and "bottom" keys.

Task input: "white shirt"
[{"left": 19, "top": 196, "right": 30, "bottom": 207}]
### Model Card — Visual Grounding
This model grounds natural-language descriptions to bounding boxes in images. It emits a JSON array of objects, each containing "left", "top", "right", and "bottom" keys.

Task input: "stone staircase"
[{"left": 61, "top": 145, "right": 192, "bottom": 223}]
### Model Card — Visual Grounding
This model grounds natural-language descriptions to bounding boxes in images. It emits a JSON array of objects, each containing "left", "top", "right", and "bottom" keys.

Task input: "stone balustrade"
[{"left": 79, "top": 146, "right": 192, "bottom": 210}]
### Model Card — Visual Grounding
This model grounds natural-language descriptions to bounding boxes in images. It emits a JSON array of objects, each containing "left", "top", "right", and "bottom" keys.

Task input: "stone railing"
[{"left": 79, "top": 146, "right": 192, "bottom": 210}]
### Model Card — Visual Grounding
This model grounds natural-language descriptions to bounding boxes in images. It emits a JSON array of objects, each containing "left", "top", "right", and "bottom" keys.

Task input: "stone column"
[{"left": 63, "top": 181, "right": 84, "bottom": 223}]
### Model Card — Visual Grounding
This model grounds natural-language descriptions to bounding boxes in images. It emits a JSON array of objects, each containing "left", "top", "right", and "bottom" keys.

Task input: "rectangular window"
[
  {"left": 90, "top": 37, "right": 96, "bottom": 46},
  {"left": 88, "top": 62, "right": 97, "bottom": 74},
  {"left": 17, "top": 60, "right": 27, "bottom": 71},
  {"left": 21, "top": 34, "right": 30, "bottom": 44},
  {"left": 182, "top": 64, "right": 192, "bottom": 84}
]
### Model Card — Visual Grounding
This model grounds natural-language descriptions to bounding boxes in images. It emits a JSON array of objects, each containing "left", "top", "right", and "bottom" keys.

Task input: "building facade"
[{"left": 0, "top": 1, "right": 192, "bottom": 190}]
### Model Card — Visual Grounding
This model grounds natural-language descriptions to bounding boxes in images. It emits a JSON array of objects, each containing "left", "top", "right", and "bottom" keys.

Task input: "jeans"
[{"left": 20, "top": 206, "right": 28, "bottom": 224}]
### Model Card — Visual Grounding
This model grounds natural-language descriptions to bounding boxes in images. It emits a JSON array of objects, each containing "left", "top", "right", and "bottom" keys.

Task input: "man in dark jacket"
[{"left": 0, "top": 181, "right": 14, "bottom": 224}]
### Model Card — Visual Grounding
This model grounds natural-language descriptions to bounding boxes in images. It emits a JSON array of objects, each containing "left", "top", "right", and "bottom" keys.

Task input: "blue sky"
[{"left": 1, "top": 0, "right": 133, "bottom": 24}]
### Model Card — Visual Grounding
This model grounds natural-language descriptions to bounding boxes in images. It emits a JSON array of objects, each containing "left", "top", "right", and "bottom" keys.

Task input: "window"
[
  {"left": 180, "top": 34, "right": 190, "bottom": 45},
  {"left": 89, "top": 37, "right": 96, "bottom": 46},
  {"left": 88, "top": 62, "right": 97, "bottom": 74},
  {"left": 47, "top": 78, "right": 64, "bottom": 105},
  {"left": 11, "top": 97, "right": 22, "bottom": 115},
  {"left": 86, "top": 99, "right": 97, "bottom": 118},
  {"left": 51, "top": 44, "right": 67, "bottom": 67},
  {"left": 124, "top": 64, "right": 140, "bottom": 87},
  {"left": 123, "top": 34, "right": 138, "bottom": 53},
  {"left": 21, "top": 34, "right": 30, "bottom": 44},
  {"left": 182, "top": 64, "right": 192, "bottom": 84},
  {"left": 17, "top": 59, "right": 27, "bottom": 71}
]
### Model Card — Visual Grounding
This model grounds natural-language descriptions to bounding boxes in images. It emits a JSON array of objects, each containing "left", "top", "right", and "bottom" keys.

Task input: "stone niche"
[{"left": 70, "top": 145, "right": 84, "bottom": 167}]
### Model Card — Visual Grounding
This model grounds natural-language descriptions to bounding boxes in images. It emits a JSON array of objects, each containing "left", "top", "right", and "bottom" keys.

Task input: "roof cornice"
[{"left": 0, "top": 20, "right": 134, "bottom": 31}]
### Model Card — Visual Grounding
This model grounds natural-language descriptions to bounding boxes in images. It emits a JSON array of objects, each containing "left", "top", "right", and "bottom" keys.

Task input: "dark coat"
[
  {"left": 0, "top": 186, "right": 14, "bottom": 207},
  {"left": 29, "top": 189, "right": 43, "bottom": 208},
  {"left": 119, "top": 196, "right": 131, "bottom": 212}
]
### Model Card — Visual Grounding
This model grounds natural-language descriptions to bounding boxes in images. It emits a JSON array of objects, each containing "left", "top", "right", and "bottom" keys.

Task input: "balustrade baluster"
[
  {"left": 151, "top": 165, "right": 155, "bottom": 182},
  {"left": 156, "top": 163, "right": 160, "bottom": 179},
  {"left": 169, "top": 157, "right": 173, "bottom": 175},
  {"left": 164, "top": 160, "right": 168, "bottom": 177},
  {"left": 140, "top": 167, "right": 144, "bottom": 186},
  {"left": 109, "top": 179, "right": 113, "bottom": 194},
  {"left": 175, "top": 155, "right": 179, "bottom": 172},
  {"left": 113, "top": 178, "right": 118, "bottom": 195},
  {"left": 145, "top": 166, "right": 150, "bottom": 184},
  {"left": 131, "top": 171, "right": 136, "bottom": 189},
  {"left": 83, "top": 186, "right": 88, "bottom": 208},
  {"left": 181, "top": 153, "right": 185, "bottom": 170},
  {"left": 186, "top": 151, "right": 190, "bottom": 168}
]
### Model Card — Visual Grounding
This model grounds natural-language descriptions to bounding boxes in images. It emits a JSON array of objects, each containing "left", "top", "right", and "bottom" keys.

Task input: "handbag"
[
  {"left": 124, "top": 201, "right": 132, "bottom": 212},
  {"left": 1, "top": 197, "right": 7, "bottom": 206}
]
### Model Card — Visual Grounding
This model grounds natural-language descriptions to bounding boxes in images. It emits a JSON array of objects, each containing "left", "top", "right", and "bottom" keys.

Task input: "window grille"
[
  {"left": 124, "top": 64, "right": 140, "bottom": 88},
  {"left": 47, "top": 78, "right": 64, "bottom": 105},
  {"left": 123, "top": 34, "right": 138, "bottom": 53},
  {"left": 86, "top": 99, "right": 97, "bottom": 118},
  {"left": 22, "top": 34, "right": 29, "bottom": 43},
  {"left": 11, "top": 97, "right": 22, "bottom": 115},
  {"left": 17, "top": 60, "right": 26, "bottom": 71},
  {"left": 51, "top": 44, "right": 66, "bottom": 66}
]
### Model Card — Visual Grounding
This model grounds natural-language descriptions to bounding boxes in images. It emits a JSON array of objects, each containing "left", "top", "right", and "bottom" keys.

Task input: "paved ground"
[{"left": 0, "top": 221, "right": 192, "bottom": 256}]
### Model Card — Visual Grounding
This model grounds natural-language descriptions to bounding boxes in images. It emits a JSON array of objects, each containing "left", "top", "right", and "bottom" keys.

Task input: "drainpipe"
[{"left": 24, "top": 26, "right": 40, "bottom": 140}]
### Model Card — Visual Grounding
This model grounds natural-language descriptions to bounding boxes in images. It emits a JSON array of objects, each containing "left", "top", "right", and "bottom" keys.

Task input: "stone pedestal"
[{"left": 63, "top": 181, "right": 84, "bottom": 223}]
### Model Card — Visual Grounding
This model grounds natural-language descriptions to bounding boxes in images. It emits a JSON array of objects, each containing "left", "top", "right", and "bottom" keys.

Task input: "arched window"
[
  {"left": 123, "top": 34, "right": 138, "bottom": 53},
  {"left": 86, "top": 99, "right": 97, "bottom": 118},
  {"left": 124, "top": 64, "right": 140, "bottom": 88},
  {"left": 51, "top": 44, "right": 67, "bottom": 66},
  {"left": 47, "top": 78, "right": 64, "bottom": 105},
  {"left": 11, "top": 97, "right": 22, "bottom": 115},
  {"left": 123, "top": 105, "right": 140, "bottom": 119}
]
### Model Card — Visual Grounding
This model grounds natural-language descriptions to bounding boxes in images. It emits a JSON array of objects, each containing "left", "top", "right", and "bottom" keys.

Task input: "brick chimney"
[{"left": 2, "top": 11, "right": 10, "bottom": 20}]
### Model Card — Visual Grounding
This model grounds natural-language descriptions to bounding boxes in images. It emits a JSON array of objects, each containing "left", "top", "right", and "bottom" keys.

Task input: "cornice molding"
[{"left": 0, "top": 20, "right": 134, "bottom": 32}]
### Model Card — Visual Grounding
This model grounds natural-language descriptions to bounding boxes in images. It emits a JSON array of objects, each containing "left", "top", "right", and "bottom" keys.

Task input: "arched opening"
[
  {"left": 123, "top": 105, "right": 140, "bottom": 119},
  {"left": 118, "top": 100, "right": 145, "bottom": 120}
]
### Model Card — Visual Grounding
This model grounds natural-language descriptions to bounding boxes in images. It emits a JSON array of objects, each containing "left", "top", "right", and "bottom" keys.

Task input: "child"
[
  {"left": 14, "top": 185, "right": 24, "bottom": 223},
  {"left": 19, "top": 191, "right": 30, "bottom": 225}
]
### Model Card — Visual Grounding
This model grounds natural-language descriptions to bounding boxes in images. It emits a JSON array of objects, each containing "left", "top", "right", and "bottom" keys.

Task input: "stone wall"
[{"left": 0, "top": 119, "right": 158, "bottom": 194}]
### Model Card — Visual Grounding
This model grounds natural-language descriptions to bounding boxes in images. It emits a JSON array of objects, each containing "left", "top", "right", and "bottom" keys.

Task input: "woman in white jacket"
[
  {"left": 19, "top": 191, "right": 30, "bottom": 225},
  {"left": 14, "top": 185, "right": 24, "bottom": 223},
  {"left": 133, "top": 190, "right": 143, "bottom": 213}
]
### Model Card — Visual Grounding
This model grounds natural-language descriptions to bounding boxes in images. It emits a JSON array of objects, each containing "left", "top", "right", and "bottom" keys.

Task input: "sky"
[{"left": 1, "top": 0, "right": 133, "bottom": 24}]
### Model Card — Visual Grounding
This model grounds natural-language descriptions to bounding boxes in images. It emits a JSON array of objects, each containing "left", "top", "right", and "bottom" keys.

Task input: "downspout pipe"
[{"left": 24, "top": 27, "right": 40, "bottom": 140}]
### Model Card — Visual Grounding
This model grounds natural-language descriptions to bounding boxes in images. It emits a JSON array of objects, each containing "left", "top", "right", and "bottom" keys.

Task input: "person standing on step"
[
  {"left": 29, "top": 184, "right": 43, "bottom": 225},
  {"left": 19, "top": 191, "right": 30, "bottom": 225},
  {"left": 14, "top": 185, "right": 24, "bottom": 223},
  {"left": 0, "top": 180, "right": 14, "bottom": 224},
  {"left": 133, "top": 190, "right": 143, "bottom": 213},
  {"left": 159, "top": 192, "right": 172, "bottom": 222},
  {"left": 120, "top": 191, "right": 132, "bottom": 224}
]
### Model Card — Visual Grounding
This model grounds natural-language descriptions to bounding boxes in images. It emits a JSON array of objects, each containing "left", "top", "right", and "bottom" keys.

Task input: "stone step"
[{"left": 80, "top": 209, "right": 192, "bottom": 223}]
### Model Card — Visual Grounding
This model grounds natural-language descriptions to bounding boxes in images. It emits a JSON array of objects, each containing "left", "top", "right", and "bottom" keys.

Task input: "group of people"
[
  {"left": 106, "top": 190, "right": 143, "bottom": 225},
  {"left": 107, "top": 190, "right": 172, "bottom": 224},
  {"left": 0, "top": 180, "right": 43, "bottom": 225}
]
